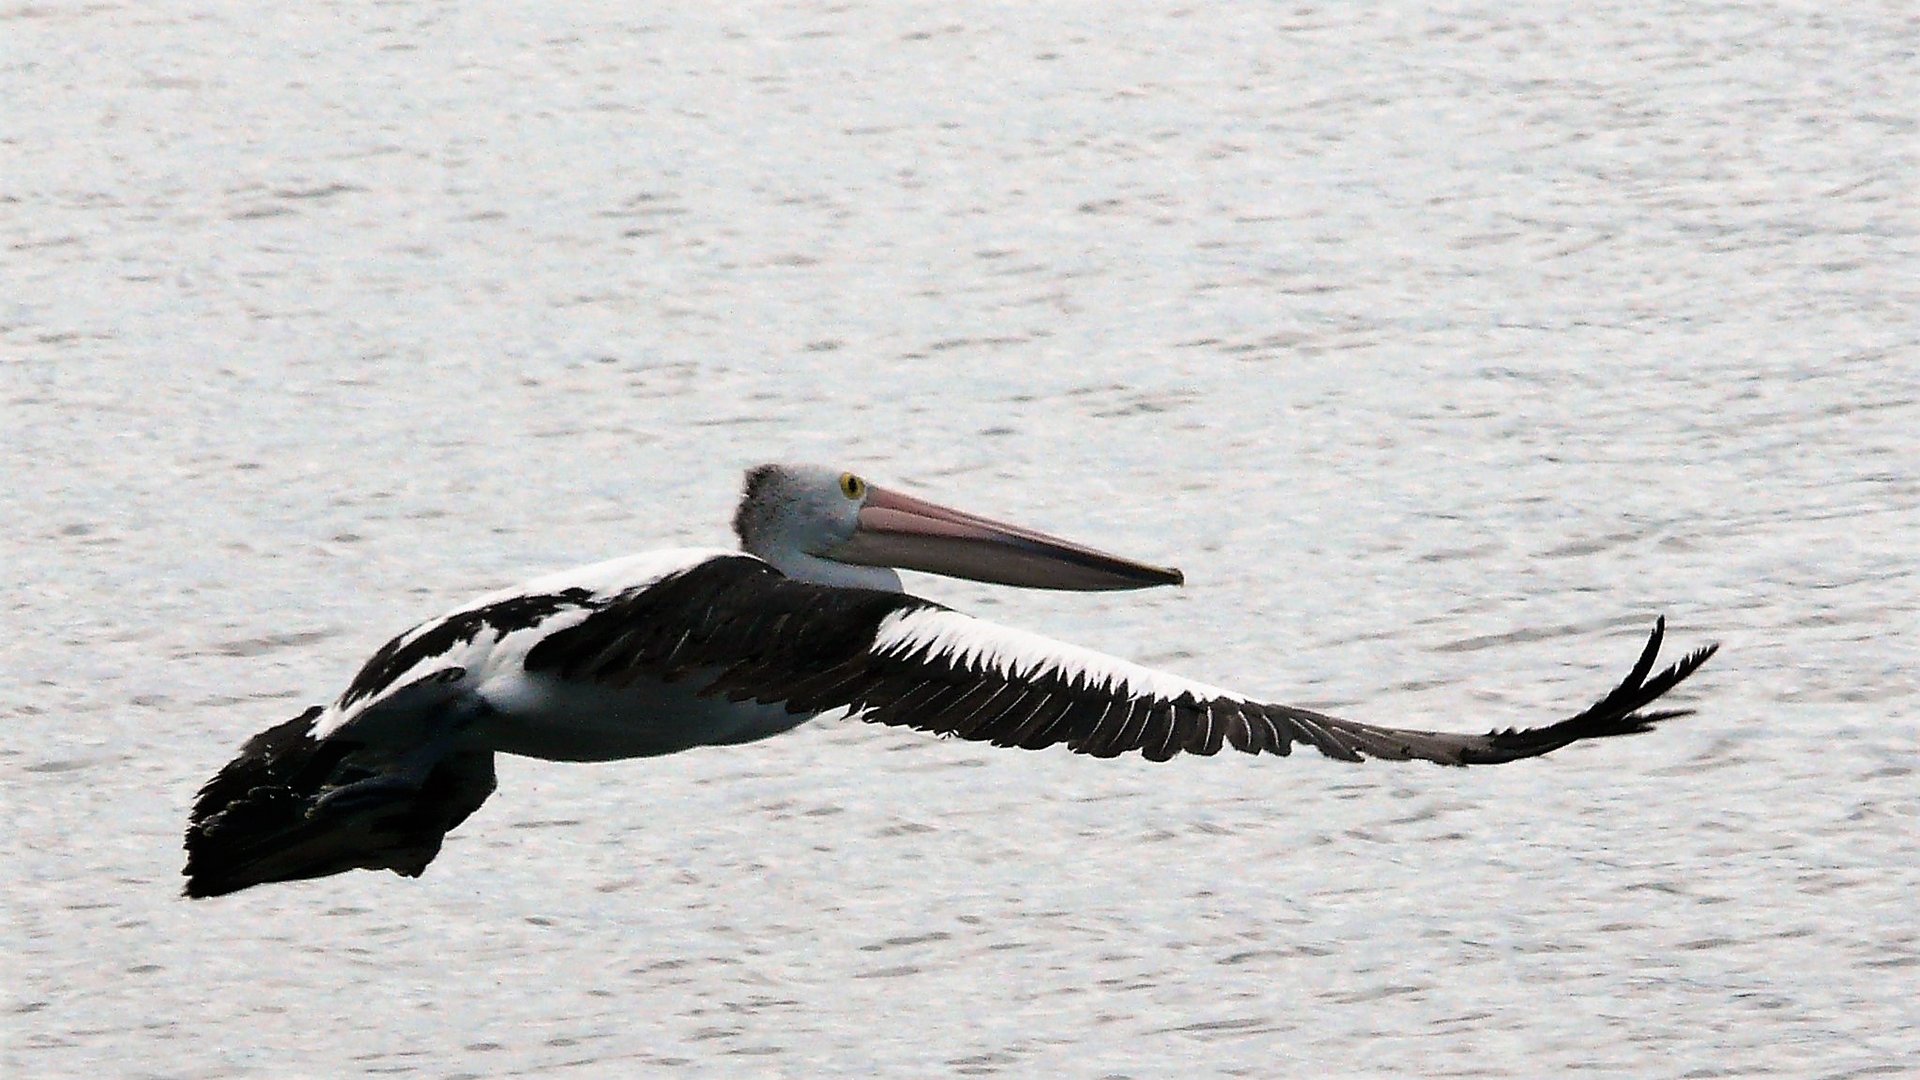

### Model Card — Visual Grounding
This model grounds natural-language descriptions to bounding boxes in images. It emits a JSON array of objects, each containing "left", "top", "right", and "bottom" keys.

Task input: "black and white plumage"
[{"left": 184, "top": 464, "right": 1717, "bottom": 898}]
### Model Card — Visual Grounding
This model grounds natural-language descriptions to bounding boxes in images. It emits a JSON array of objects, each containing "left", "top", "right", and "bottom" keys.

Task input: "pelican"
[{"left": 184, "top": 463, "right": 1717, "bottom": 898}]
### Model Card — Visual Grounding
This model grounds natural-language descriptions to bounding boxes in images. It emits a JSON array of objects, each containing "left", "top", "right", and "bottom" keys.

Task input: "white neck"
[{"left": 749, "top": 540, "right": 903, "bottom": 592}]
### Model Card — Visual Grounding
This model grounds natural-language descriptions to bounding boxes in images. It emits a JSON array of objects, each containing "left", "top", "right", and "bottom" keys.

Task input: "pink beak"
[{"left": 826, "top": 483, "right": 1183, "bottom": 592}]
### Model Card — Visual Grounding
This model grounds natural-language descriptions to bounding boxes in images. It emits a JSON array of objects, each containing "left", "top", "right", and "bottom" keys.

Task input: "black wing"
[{"left": 522, "top": 557, "right": 1718, "bottom": 766}]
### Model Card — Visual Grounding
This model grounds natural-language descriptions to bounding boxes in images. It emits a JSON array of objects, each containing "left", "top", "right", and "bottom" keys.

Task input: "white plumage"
[{"left": 872, "top": 607, "right": 1235, "bottom": 704}]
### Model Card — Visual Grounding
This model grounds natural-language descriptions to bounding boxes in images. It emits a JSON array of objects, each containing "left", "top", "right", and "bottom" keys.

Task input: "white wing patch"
[
  {"left": 312, "top": 548, "right": 740, "bottom": 740},
  {"left": 447, "top": 548, "right": 739, "bottom": 616},
  {"left": 870, "top": 608, "right": 1241, "bottom": 705}
]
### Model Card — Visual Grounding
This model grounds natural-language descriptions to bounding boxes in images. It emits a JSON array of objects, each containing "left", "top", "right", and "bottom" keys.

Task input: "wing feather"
[{"left": 520, "top": 558, "right": 1717, "bottom": 768}]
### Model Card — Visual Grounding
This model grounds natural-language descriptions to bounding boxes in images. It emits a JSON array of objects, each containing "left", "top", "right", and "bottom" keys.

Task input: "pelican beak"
[{"left": 826, "top": 483, "right": 1184, "bottom": 591}]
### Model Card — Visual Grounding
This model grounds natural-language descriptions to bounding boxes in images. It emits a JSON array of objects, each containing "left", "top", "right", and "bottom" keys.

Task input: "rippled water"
[{"left": 6, "top": 3, "right": 1916, "bottom": 1077}]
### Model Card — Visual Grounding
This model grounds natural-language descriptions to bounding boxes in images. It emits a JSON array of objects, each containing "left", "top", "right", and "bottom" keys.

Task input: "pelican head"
[{"left": 732, "top": 463, "right": 1184, "bottom": 593}]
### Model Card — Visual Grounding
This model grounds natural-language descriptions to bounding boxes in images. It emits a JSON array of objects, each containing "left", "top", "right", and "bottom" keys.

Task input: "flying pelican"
[{"left": 183, "top": 463, "right": 1717, "bottom": 898}]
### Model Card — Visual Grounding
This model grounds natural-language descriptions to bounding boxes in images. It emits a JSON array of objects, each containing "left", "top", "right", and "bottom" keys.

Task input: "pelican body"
[{"left": 184, "top": 464, "right": 1716, "bottom": 898}]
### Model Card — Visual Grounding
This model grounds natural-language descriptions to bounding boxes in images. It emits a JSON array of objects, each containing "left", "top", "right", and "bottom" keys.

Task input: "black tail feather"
[
  {"left": 183, "top": 707, "right": 495, "bottom": 899},
  {"left": 184, "top": 706, "right": 335, "bottom": 898}
]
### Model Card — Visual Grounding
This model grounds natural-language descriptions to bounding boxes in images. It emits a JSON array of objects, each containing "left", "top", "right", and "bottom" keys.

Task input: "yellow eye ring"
[{"left": 838, "top": 472, "right": 867, "bottom": 500}]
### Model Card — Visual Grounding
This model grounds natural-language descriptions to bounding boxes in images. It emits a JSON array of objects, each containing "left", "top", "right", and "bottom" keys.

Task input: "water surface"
[{"left": 5, "top": 3, "right": 1916, "bottom": 1077}]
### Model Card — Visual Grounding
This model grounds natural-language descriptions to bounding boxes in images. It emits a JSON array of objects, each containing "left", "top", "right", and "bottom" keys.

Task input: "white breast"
[{"left": 469, "top": 667, "right": 814, "bottom": 762}]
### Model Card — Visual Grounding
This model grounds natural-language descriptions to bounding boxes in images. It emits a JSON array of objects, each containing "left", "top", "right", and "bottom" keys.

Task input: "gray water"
[{"left": 5, "top": 3, "right": 1916, "bottom": 1077}]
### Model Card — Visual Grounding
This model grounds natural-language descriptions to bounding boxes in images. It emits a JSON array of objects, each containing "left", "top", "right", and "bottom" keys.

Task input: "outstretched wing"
[{"left": 522, "top": 556, "right": 1718, "bottom": 765}]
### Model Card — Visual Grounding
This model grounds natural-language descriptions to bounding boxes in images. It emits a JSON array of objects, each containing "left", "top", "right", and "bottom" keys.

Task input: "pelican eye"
[{"left": 838, "top": 472, "right": 867, "bottom": 500}]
